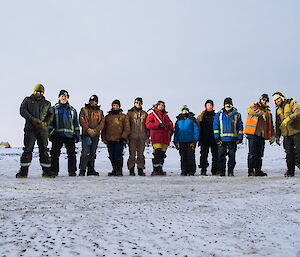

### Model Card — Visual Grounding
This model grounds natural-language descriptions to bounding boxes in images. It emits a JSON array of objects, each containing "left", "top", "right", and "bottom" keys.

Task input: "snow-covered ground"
[{"left": 0, "top": 143, "right": 300, "bottom": 257}]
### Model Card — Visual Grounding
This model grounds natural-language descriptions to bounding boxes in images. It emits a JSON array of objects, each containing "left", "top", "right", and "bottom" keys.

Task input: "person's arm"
[
  {"left": 213, "top": 112, "right": 220, "bottom": 140},
  {"left": 20, "top": 98, "right": 34, "bottom": 121}
]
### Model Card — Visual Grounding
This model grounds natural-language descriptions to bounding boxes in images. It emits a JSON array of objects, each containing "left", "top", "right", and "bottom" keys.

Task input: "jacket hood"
[{"left": 176, "top": 112, "right": 195, "bottom": 120}]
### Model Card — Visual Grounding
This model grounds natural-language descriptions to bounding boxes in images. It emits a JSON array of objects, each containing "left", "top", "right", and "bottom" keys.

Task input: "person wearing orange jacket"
[
  {"left": 146, "top": 100, "right": 174, "bottom": 176},
  {"left": 245, "top": 94, "right": 275, "bottom": 176}
]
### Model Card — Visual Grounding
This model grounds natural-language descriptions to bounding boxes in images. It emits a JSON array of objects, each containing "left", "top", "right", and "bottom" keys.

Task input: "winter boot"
[
  {"left": 69, "top": 172, "right": 77, "bottom": 177},
  {"left": 228, "top": 168, "right": 234, "bottom": 176},
  {"left": 108, "top": 158, "right": 117, "bottom": 176},
  {"left": 284, "top": 171, "right": 295, "bottom": 177},
  {"left": 248, "top": 158, "right": 255, "bottom": 177},
  {"left": 151, "top": 166, "right": 159, "bottom": 176},
  {"left": 87, "top": 167, "right": 99, "bottom": 176},
  {"left": 115, "top": 159, "right": 123, "bottom": 176},
  {"left": 138, "top": 168, "right": 145, "bottom": 176},
  {"left": 129, "top": 167, "right": 135, "bottom": 176},
  {"left": 254, "top": 158, "right": 267, "bottom": 176},
  {"left": 79, "top": 170, "right": 86, "bottom": 176},
  {"left": 16, "top": 166, "right": 29, "bottom": 178},
  {"left": 200, "top": 169, "right": 207, "bottom": 176},
  {"left": 42, "top": 168, "right": 56, "bottom": 178}
]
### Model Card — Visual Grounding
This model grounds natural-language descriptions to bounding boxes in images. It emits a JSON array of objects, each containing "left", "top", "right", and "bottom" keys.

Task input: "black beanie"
[
  {"left": 59, "top": 90, "right": 69, "bottom": 98},
  {"left": 89, "top": 95, "right": 98, "bottom": 103},
  {"left": 134, "top": 97, "right": 143, "bottom": 104},
  {"left": 224, "top": 97, "right": 233, "bottom": 106},
  {"left": 205, "top": 99, "right": 214, "bottom": 107},
  {"left": 112, "top": 99, "right": 121, "bottom": 107}
]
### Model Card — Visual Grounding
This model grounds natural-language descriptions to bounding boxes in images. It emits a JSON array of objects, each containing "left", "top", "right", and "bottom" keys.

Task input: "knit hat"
[
  {"left": 260, "top": 93, "right": 269, "bottom": 102},
  {"left": 134, "top": 97, "right": 143, "bottom": 104},
  {"left": 272, "top": 92, "right": 285, "bottom": 102},
  {"left": 182, "top": 105, "right": 189, "bottom": 112},
  {"left": 34, "top": 84, "right": 45, "bottom": 93},
  {"left": 59, "top": 90, "right": 69, "bottom": 98},
  {"left": 205, "top": 99, "right": 214, "bottom": 107},
  {"left": 89, "top": 95, "right": 98, "bottom": 103},
  {"left": 112, "top": 99, "right": 121, "bottom": 107},
  {"left": 224, "top": 97, "right": 233, "bottom": 106}
]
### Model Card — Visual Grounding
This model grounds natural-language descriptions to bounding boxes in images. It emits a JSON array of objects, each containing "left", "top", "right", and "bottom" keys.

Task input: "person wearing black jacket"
[
  {"left": 17, "top": 84, "right": 55, "bottom": 178},
  {"left": 197, "top": 100, "right": 218, "bottom": 175}
]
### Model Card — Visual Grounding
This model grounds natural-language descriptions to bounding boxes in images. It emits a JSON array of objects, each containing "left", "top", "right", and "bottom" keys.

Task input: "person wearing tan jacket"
[
  {"left": 272, "top": 92, "right": 300, "bottom": 177},
  {"left": 127, "top": 97, "right": 149, "bottom": 176},
  {"left": 102, "top": 99, "right": 130, "bottom": 176},
  {"left": 78, "top": 95, "right": 104, "bottom": 176},
  {"left": 245, "top": 94, "right": 275, "bottom": 177}
]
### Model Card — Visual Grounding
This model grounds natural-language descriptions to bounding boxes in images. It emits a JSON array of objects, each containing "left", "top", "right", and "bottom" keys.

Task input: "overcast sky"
[{"left": 0, "top": 0, "right": 299, "bottom": 146}]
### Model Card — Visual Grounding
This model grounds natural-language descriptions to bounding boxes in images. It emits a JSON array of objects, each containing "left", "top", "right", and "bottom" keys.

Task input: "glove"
[
  {"left": 41, "top": 122, "right": 48, "bottom": 129},
  {"left": 87, "top": 128, "right": 97, "bottom": 138},
  {"left": 280, "top": 117, "right": 290, "bottom": 128},
  {"left": 119, "top": 137, "right": 126, "bottom": 145},
  {"left": 190, "top": 142, "right": 196, "bottom": 150},
  {"left": 145, "top": 138, "right": 150, "bottom": 147},
  {"left": 269, "top": 137, "right": 275, "bottom": 145},
  {"left": 32, "top": 118, "right": 42, "bottom": 130},
  {"left": 262, "top": 114, "right": 267, "bottom": 121},
  {"left": 168, "top": 130, "right": 173, "bottom": 138},
  {"left": 216, "top": 139, "right": 222, "bottom": 146},
  {"left": 276, "top": 137, "right": 280, "bottom": 146},
  {"left": 74, "top": 135, "right": 80, "bottom": 143},
  {"left": 158, "top": 123, "right": 166, "bottom": 129},
  {"left": 175, "top": 143, "right": 180, "bottom": 150},
  {"left": 236, "top": 139, "right": 242, "bottom": 145}
]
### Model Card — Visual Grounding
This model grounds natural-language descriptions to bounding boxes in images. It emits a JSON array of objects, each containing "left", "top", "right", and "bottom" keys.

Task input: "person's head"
[
  {"left": 224, "top": 97, "right": 233, "bottom": 111},
  {"left": 156, "top": 100, "right": 165, "bottom": 111},
  {"left": 272, "top": 92, "right": 285, "bottom": 106},
  {"left": 134, "top": 97, "right": 143, "bottom": 109},
  {"left": 33, "top": 84, "right": 45, "bottom": 99},
  {"left": 89, "top": 95, "right": 98, "bottom": 107},
  {"left": 260, "top": 94, "right": 269, "bottom": 106},
  {"left": 112, "top": 99, "right": 121, "bottom": 110},
  {"left": 181, "top": 105, "right": 189, "bottom": 114},
  {"left": 58, "top": 90, "right": 69, "bottom": 104},
  {"left": 205, "top": 99, "right": 214, "bottom": 112}
]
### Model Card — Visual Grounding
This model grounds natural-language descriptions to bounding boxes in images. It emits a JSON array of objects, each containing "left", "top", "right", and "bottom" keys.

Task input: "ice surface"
[{"left": 0, "top": 143, "right": 299, "bottom": 257}]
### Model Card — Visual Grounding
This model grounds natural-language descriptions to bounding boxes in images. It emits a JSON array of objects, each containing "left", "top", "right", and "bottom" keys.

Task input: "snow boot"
[
  {"left": 87, "top": 168, "right": 99, "bottom": 176},
  {"left": 228, "top": 169, "right": 234, "bottom": 176},
  {"left": 248, "top": 158, "right": 255, "bottom": 177},
  {"left": 284, "top": 171, "right": 295, "bottom": 177},
  {"left": 255, "top": 159, "right": 267, "bottom": 176},
  {"left": 151, "top": 167, "right": 159, "bottom": 176},
  {"left": 16, "top": 166, "right": 29, "bottom": 178},
  {"left": 68, "top": 172, "right": 77, "bottom": 177},
  {"left": 138, "top": 168, "right": 145, "bottom": 176},
  {"left": 42, "top": 168, "right": 56, "bottom": 178},
  {"left": 200, "top": 169, "right": 207, "bottom": 176},
  {"left": 115, "top": 159, "right": 123, "bottom": 176},
  {"left": 129, "top": 167, "right": 135, "bottom": 176},
  {"left": 79, "top": 170, "right": 86, "bottom": 176}
]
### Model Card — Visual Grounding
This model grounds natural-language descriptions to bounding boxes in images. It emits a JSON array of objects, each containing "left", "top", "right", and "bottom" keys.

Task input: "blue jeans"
[
  {"left": 218, "top": 142, "right": 237, "bottom": 173},
  {"left": 79, "top": 135, "right": 99, "bottom": 170},
  {"left": 247, "top": 134, "right": 265, "bottom": 162}
]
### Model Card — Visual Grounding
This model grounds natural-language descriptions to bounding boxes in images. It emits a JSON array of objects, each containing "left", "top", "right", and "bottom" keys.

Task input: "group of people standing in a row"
[{"left": 16, "top": 84, "right": 300, "bottom": 178}]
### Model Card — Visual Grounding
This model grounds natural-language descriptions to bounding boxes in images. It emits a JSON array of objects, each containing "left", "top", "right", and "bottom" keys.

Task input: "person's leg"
[
  {"left": 152, "top": 144, "right": 162, "bottom": 175},
  {"left": 217, "top": 143, "right": 227, "bottom": 176},
  {"left": 179, "top": 142, "right": 188, "bottom": 176},
  {"left": 187, "top": 142, "right": 196, "bottom": 176},
  {"left": 283, "top": 135, "right": 295, "bottom": 176},
  {"left": 50, "top": 136, "right": 64, "bottom": 176},
  {"left": 227, "top": 142, "right": 237, "bottom": 176},
  {"left": 79, "top": 135, "right": 91, "bottom": 175},
  {"left": 211, "top": 144, "right": 219, "bottom": 175},
  {"left": 136, "top": 138, "right": 146, "bottom": 176},
  {"left": 65, "top": 138, "right": 77, "bottom": 176},
  {"left": 293, "top": 132, "right": 300, "bottom": 172},
  {"left": 114, "top": 141, "right": 124, "bottom": 176},
  {"left": 256, "top": 137, "right": 267, "bottom": 176},
  {"left": 107, "top": 141, "right": 117, "bottom": 176},
  {"left": 127, "top": 138, "right": 137, "bottom": 176},
  {"left": 17, "top": 130, "right": 37, "bottom": 177},
  {"left": 247, "top": 135, "right": 257, "bottom": 176},
  {"left": 87, "top": 136, "right": 100, "bottom": 176},
  {"left": 159, "top": 144, "right": 168, "bottom": 175},
  {"left": 200, "top": 144, "right": 209, "bottom": 175}
]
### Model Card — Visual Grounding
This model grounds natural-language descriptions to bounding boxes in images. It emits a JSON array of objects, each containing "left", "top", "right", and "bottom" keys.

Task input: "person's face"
[
  {"left": 90, "top": 100, "right": 97, "bottom": 107},
  {"left": 206, "top": 103, "right": 213, "bottom": 111},
  {"left": 34, "top": 91, "right": 44, "bottom": 98},
  {"left": 59, "top": 94, "right": 68, "bottom": 104},
  {"left": 275, "top": 97, "right": 282, "bottom": 106},
  {"left": 112, "top": 104, "right": 120, "bottom": 110},
  {"left": 157, "top": 103, "right": 165, "bottom": 111},
  {"left": 260, "top": 98, "right": 269, "bottom": 106},
  {"left": 225, "top": 103, "right": 232, "bottom": 110},
  {"left": 182, "top": 109, "right": 189, "bottom": 114},
  {"left": 134, "top": 100, "right": 142, "bottom": 108}
]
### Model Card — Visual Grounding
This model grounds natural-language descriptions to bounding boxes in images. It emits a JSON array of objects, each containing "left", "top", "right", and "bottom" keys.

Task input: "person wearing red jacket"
[{"left": 146, "top": 100, "right": 174, "bottom": 175}]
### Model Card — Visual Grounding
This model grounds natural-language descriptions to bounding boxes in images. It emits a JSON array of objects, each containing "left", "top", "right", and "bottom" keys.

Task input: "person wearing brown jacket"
[
  {"left": 127, "top": 97, "right": 149, "bottom": 176},
  {"left": 245, "top": 94, "right": 275, "bottom": 176},
  {"left": 78, "top": 95, "right": 105, "bottom": 176},
  {"left": 101, "top": 99, "right": 130, "bottom": 176},
  {"left": 272, "top": 92, "right": 300, "bottom": 177}
]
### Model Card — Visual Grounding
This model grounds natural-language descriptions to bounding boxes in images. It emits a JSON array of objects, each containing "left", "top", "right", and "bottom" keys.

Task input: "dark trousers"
[
  {"left": 283, "top": 132, "right": 300, "bottom": 174},
  {"left": 248, "top": 134, "right": 265, "bottom": 161},
  {"left": 218, "top": 142, "right": 237, "bottom": 174},
  {"left": 50, "top": 136, "right": 77, "bottom": 175},
  {"left": 200, "top": 144, "right": 218, "bottom": 174},
  {"left": 79, "top": 135, "right": 99, "bottom": 171},
  {"left": 20, "top": 129, "right": 50, "bottom": 173},
  {"left": 179, "top": 142, "right": 196, "bottom": 175}
]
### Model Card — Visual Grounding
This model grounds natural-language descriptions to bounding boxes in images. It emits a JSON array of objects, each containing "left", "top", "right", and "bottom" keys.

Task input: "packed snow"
[{"left": 0, "top": 143, "right": 300, "bottom": 257}]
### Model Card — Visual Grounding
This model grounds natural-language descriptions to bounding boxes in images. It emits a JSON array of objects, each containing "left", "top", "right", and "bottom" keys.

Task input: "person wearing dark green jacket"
[{"left": 17, "top": 84, "right": 55, "bottom": 178}]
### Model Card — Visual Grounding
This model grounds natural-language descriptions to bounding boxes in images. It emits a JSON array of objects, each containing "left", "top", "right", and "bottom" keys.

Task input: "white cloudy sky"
[{"left": 0, "top": 0, "right": 299, "bottom": 146}]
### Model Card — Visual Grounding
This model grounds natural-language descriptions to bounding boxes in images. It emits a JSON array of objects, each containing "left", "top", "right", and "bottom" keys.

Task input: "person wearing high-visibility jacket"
[
  {"left": 245, "top": 94, "right": 275, "bottom": 177},
  {"left": 78, "top": 95, "right": 105, "bottom": 176},
  {"left": 213, "top": 97, "right": 243, "bottom": 176},
  {"left": 273, "top": 92, "right": 300, "bottom": 177},
  {"left": 49, "top": 90, "right": 80, "bottom": 176}
]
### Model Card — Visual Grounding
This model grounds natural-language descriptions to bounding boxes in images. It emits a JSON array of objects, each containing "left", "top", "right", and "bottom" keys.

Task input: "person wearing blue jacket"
[
  {"left": 213, "top": 98, "right": 243, "bottom": 176},
  {"left": 49, "top": 90, "right": 80, "bottom": 176},
  {"left": 174, "top": 105, "right": 199, "bottom": 176}
]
